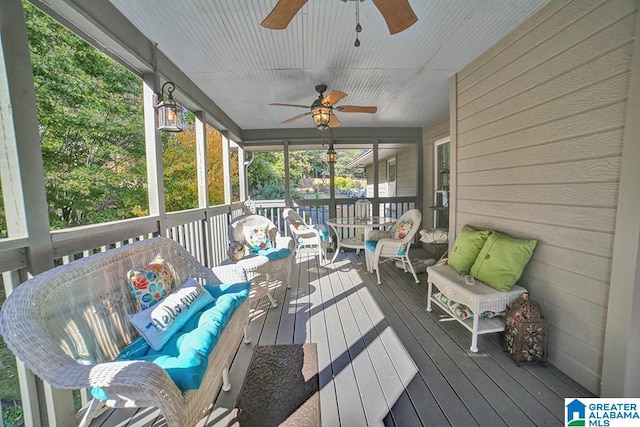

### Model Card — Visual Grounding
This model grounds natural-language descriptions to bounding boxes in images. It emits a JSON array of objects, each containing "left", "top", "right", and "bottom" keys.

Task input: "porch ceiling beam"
[
  {"left": 27, "top": 0, "right": 243, "bottom": 141},
  {"left": 240, "top": 127, "right": 422, "bottom": 145}
]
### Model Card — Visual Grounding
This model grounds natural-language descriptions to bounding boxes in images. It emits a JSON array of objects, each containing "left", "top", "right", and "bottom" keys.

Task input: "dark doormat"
[{"left": 228, "top": 343, "right": 320, "bottom": 427}]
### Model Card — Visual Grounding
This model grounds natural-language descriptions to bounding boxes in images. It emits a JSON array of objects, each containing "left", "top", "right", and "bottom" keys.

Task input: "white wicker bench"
[
  {"left": 426, "top": 264, "right": 526, "bottom": 352},
  {"left": 0, "top": 237, "right": 251, "bottom": 427}
]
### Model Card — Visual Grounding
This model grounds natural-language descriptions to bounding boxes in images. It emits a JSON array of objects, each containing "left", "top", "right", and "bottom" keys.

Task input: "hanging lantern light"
[
  {"left": 327, "top": 141, "right": 337, "bottom": 163},
  {"left": 156, "top": 82, "right": 184, "bottom": 132}
]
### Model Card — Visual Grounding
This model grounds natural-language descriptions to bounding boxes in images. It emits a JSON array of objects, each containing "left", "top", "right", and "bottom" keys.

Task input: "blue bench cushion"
[
  {"left": 254, "top": 247, "right": 290, "bottom": 261},
  {"left": 296, "top": 229, "right": 329, "bottom": 243},
  {"left": 365, "top": 239, "right": 407, "bottom": 255},
  {"left": 92, "top": 281, "right": 250, "bottom": 399}
]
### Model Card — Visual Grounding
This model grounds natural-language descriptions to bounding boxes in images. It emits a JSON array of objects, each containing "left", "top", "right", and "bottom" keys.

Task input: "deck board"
[
  {"left": 306, "top": 254, "right": 341, "bottom": 427},
  {"left": 330, "top": 258, "right": 395, "bottom": 425},
  {"left": 318, "top": 258, "right": 369, "bottom": 426},
  {"left": 90, "top": 249, "right": 593, "bottom": 427}
]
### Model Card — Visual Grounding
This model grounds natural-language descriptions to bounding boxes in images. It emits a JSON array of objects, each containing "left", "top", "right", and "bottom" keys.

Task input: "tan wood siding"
[
  {"left": 452, "top": 0, "right": 638, "bottom": 394},
  {"left": 396, "top": 147, "right": 418, "bottom": 197}
]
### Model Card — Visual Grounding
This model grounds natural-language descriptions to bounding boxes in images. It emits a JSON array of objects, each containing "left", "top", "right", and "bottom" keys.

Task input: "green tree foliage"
[
  {"left": 162, "top": 120, "right": 231, "bottom": 211},
  {"left": 26, "top": 3, "right": 147, "bottom": 228},
  {"left": 247, "top": 152, "right": 283, "bottom": 199},
  {"left": 246, "top": 148, "right": 368, "bottom": 200}
]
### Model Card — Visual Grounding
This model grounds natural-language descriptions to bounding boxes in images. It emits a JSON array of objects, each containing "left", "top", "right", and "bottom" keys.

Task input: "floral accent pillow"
[
  {"left": 394, "top": 221, "right": 413, "bottom": 240},
  {"left": 243, "top": 225, "right": 273, "bottom": 252},
  {"left": 127, "top": 254, "right": 177, "bottom": 311}
]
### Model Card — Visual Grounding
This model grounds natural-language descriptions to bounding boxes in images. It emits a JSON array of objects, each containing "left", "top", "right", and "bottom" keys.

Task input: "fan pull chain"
[{"left": 354, "top": 0, "right": 362, "bottom": 47}]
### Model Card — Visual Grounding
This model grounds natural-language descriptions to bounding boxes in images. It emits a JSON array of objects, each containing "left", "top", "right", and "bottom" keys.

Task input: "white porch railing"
[
  {"left": 252, "top": 197, "right": 417, "bottom": 241},
  {"left": 0, "top": 196, "right": 416, "bottom": 423}
]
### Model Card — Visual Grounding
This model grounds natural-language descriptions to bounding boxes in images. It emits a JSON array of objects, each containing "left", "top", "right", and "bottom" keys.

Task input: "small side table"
[
  {"left": 327, "top": 216, "right": 396, "bottom": 271},
  {"left": 222, "top": 254, "right": 278, "bottom": 307}
]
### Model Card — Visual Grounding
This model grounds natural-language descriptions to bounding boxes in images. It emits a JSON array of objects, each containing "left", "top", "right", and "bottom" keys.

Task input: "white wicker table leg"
[{"left": 471, "top": 315, "right": 480, "bottom": 353}]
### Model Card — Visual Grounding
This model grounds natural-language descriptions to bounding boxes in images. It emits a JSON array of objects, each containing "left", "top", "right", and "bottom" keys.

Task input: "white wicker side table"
[
  {"left": 222, "top": 254, "right": 279, "bottom": 307},
  {"left": 426, "top": 264, "right": 527, "bottom": 352}
]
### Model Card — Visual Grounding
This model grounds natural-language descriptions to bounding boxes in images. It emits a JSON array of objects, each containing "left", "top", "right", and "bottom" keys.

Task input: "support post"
[
  {"left": 372, "top": 140, "right": 379, "bottom": 217},
  {"left": 284, "top": 141, "right": 291, "bottom": 207},
  {"left": 1, "top": 0, "right": 73, "bottom": 424},
  {"left": 238, "top": 144, "right": 246, "bottom": 201},
  {"left": 601, "top": 10, "right": 640, "bottom": 397},
  {"left": 222, "top": 131, "right": 232, "bottom": 205},
  {"left": 195, "top": 111, "right": 209, "bottom": 209},
  {"left": 143, "top": 73, "right": 166, "bottom": 236}
]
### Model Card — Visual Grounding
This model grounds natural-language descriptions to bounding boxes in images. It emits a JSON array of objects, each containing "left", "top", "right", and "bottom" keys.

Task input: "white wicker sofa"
[{"left": 0, "top": 237, "right": 251, "bottom": 427}]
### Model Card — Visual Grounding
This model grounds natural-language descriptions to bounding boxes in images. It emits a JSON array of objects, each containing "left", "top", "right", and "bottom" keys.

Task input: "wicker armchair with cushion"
[
  {"left": 283, "top": 208, "right": 329, "bottom": 264},
  {"left": 0, "top": 237, "right": 251, "bottom": 427},
  {"left": 365, "top": 209, "right": 422, "bottom": 284},
  {"left": 226, "top": 214, "right": 295, "bottom": 307}
]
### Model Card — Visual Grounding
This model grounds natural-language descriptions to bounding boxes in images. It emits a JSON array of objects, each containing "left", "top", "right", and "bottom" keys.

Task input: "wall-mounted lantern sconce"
[{"left": 156, "top": 82, "right": 184, "bottom": 132}]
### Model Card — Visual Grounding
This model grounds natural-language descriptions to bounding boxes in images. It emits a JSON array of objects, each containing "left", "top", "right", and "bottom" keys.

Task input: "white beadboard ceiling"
[{"left": 108, "top": 0, "right": 548, "bottom": 131}]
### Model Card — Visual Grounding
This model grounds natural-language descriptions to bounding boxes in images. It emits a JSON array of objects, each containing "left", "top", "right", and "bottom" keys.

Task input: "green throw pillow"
[
  {"left": 470, "top": 232, "right": 538, "bottom": 292},
  {"left": 448, "top": 225, "right": 491, "bottom": 275}
]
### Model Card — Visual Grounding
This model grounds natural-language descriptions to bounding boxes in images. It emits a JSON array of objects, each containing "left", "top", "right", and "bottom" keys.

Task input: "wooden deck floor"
[{"left": 89, "top": 249, "right": 593, "bottom": 426}]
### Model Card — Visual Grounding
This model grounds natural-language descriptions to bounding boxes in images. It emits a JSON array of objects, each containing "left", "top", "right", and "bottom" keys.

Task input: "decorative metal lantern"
[
  {"left": 503, "top": 293, "right": 548, "bottom": 366},
  {"left": 354, "top": 198, "right": 371, "bottom": 221},
  {"left": 156, "top": 82, "right": 184, "bottom": 132}
]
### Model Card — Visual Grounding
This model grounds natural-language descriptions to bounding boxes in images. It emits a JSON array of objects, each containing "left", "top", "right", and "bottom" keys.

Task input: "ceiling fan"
[
  {"left": 270, "top": 84, "right": 377, "bottom": 130},
  {"left": 261, "top": 0, "right": 418, "bottom": 35}
]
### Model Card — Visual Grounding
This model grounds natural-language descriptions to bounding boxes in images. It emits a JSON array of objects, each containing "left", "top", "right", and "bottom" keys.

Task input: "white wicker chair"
[
  {"left": 365, "top": 209, "right": 422, "bottom": 284},
  {"left": 283, "top": 208, "right": 329, "bottom": 264},
  {"left": 227, "top": 214, "right": 294, "bottom": 307}
]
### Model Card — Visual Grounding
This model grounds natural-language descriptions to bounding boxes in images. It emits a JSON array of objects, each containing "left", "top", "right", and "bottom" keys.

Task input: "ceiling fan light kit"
[
  {"left": 270, "top": 84, "right": 377, "bottom": 130},
  {"left": 312, "top": 106, "right": 332, "bottom": 131}
]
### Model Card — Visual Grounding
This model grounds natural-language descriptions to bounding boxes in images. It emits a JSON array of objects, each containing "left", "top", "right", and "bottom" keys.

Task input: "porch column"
[
  {"left": 448, "top": 74, "right": 458, "bottom": 253},
  {"left": 0, "top": 0, "right": 74, "bottom": 425},
  {"left": 143, "top": 73, "right": 167, "bottom": 236},
  {"left": 284, "top": 141, "right": 291, "bottom": 207},
  {"left": 372, "top": 140, "right": 379, "bottom": 216},
  {"left": 238, "top": 144, "right": 246, "bottom": 201},
  {"left": 328, "top": 138, "right": 336, "bottom": 219},
  {"left": 195, "top": 111, "right": 209, "bottom": 208},
  {"left": 601, "top": 10, "right": 640, "bottom": 397},
  {"left": 194, "top": 111, "right": 211, "bottom": 265},
  {"left": 416, "top": 135, "right": 424, "bottom": 226},
  {"left": 222, "top": 131, "right": 232, "bottom": 205}
]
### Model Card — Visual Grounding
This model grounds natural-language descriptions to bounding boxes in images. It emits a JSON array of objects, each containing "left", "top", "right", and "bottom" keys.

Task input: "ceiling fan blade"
[
  {"left": 328, "top": 114, "right": 342, "bottom": 128},
  {"left": 282, "top": 112, "right": 311, "bottom": 124},
  {"left": 322, "top": 90, "right": 347, "bottom": 107},
  {"left": 336, "top": 105, "right": 378, "bottom": 114},
  {"left": 270, "top": 102, "right": 310, "bottom": 109},
  {"left": 261, "top": 0, "right": 308, "bottom": 30},
  {"left": 372, "top": 0, "right": 418, "bottom": 35}
]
